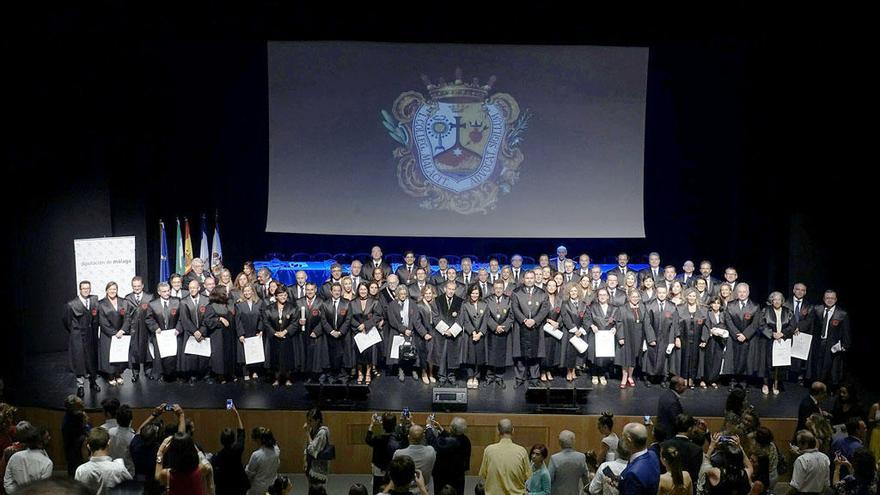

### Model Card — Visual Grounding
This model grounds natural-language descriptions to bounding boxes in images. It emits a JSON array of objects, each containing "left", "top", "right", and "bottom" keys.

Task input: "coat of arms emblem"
[{"left": 382, "top": 69, "right": 530, "bottom": 214}]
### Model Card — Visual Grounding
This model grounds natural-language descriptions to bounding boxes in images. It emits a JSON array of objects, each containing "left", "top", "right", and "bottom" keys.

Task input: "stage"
[{"left": 20, "top": 352, "right": 804, "bottom": 418}]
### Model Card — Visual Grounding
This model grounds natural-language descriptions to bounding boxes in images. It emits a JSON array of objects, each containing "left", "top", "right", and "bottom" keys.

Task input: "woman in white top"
[
  {"left": 245, "top": 428, "right": 280, "bottom": 495},
  {"left": 596, "top": 412, "right": 618, "bottom": 463}
]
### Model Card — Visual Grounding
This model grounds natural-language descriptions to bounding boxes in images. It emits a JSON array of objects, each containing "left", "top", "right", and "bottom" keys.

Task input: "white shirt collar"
[{"left": 630, "top": 449, "right": 648, "bottom": 461}]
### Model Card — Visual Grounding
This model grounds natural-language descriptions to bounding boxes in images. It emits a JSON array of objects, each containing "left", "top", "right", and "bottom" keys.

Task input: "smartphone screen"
[{"left": 226, "top": 399, "right": 234, "bottom": 410}]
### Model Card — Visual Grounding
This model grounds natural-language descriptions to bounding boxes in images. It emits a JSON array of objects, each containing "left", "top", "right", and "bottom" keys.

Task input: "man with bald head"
[
  {"left": 548, "top": 430, "right": 588, "bottom": 495},
  {"left": 479, "top": 419, "right": 530, "bottom": 494},
  {"left": 393, "top": 424, "right": 436, "bottom": 494},
  {"left": 725, "top": 282, "right": 760, "bottom": 388},
  {"left": 427, "top": 416, "right": 471, "bottom": 495},
  {"left": 618, "top": 423, "right": 660, "bottom": 495}
]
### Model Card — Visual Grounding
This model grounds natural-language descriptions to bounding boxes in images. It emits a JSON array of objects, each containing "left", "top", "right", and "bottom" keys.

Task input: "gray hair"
[
  {"left": 450, "top": 417, "right": 468, "bottom": 435},
  {"left": 558, "top": 430, "right": 575, "bottom": 449},
  {"left": 192, "top": 258, "right": 204, "bottom": 267},
  {"left": 735, "top": 282, "right": 750, "bottom": 294},
  {"left": 767, "top": 291, "right": 785, "bottom": 305},
  {"left": 497, "top": 418, "right": 514, "bottom": 435},
  {"left": 623, "top": 423, "right": 648, "bottom": 450},
  {"left": 156, "top": 282, "right": 170, "bottom": 291}
]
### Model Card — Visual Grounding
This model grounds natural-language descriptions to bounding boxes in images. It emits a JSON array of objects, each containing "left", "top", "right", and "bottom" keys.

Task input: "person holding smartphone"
[
  {"left": 212, "top": 402, "right": 249, "bottom": 495},
  {"left": 589, "top": 443, "right": 628, "bottom": 495}
]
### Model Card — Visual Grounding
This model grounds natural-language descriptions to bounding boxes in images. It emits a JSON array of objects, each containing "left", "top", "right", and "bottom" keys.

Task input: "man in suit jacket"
[
  {"left": 426, "top": 417, "right": 471, "bottom": 495},
  {"left": 365, "top": 245, "right": 392, "bottom": 281},
  {"left": 656, "top": 376, "right": 687, "bottom": 440},
  {"left": 441, "top": 268, "right": 466, "bottom": 299},
  {"left": 348, "top": 260, "right": 365, "bottom": 294},
  {"left": 577, "top": 254, "right": 592, "bottom": 279},
  {"left": 548, "top": 430, "right": 588, "bottom": 495},
  {"left": 560, "top": 259, "right": 580, "bottom": 285},
  {"left": 698, "top": 261, "right": 721, "bottom": 296},
  {"left": 63, "top": 280, "right": 101, "bottom": 397},
  {"left": 796, "top": 381, "right": 826, "bottom": 433},
  {"left": 380, "top": 275, "right": 400, "bottom": 308},
  {"left": 784, "top": 282, "right": 814, "bottom": 382},
  {"left": 511, "top": 271, "right": 549, "bottom": 387},
  {"left": 289, "top": 270, "right": 309, "bottom": 300},
  {"left": 587, "top": 265, "right": 605, "bottom": 292},
  {"left": 321, "top": 283, "right": 351, "bottom": 382},
  {"left": 180, "top": 279, "right": 210, "bottom": 383},
  {"left": 606, "top": 253, "right": 633, "bottom": 285},
  {"left": 435, "top": 281, "right": 465, "bottom": 384},
  {"left": 550, "top": 245, "right": 569, "bottom": 274},
  {"left": 659, "top": 414, "right": 703, "bottom": 488},
  {"left": 122, "top": 276, "right": 154, "bottom": 382},
  {"left": 677, "top": 260, "right": 698, "bottom": 288},
  {"left": 605, "top": 274, "right": 627, "bottom": 307},
  {"left": 182, "top": 258, "right": 210, "bottom": 289},
  {"left": 394, "top": 251, "right": 418, "bottom": 286},
  {"left": 725, "top": 283, "right": 761, "bottom": 385},
  {"left": 638, "top": 252, "right": 663, "bottom": 285},
  {"left": 457, "top": 257, "right": 476, "bottom": 287},
  {"left": 144, "top": 282, "right": 182, "bottom": 382},
  {"left": 430, "top": 258, "right": 449, "bottom": 286},
  {"left": 320, "top": 263, "right": 345, "bottom": 300},
  {"left": 510, "top": 255, "right": 525, "bottom": 286},
  {"left": 810, "top": 290, "right": 851, "bottom": 386},
  {"left": 618, "top": 423, "right": 660, "bottom": 495},
  {"left": 408, "top": 268, "right": 431, "bottom": 300},
  {"left": 659, "top": 266, "right": 677, "bottom": 293}
]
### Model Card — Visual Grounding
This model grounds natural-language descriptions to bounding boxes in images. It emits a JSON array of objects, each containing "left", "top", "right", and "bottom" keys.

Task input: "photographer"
[
  {"left": 366, "top": 413, "right": 405, "bottom": 495},
  {"left": 704, "top": 433, "right": 753, "bottom": 494},
  {"left": 789, "top": 430, "right": 829, "bottom": 495},
  {"left": 832, "top": 448, "right": 878, "bottom": 495}
]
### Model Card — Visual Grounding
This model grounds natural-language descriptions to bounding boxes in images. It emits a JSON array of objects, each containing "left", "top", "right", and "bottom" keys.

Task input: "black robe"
[
  {"left": 234, "top": 300, "right": 262, "bottom": 365},
  {"left": 122, "top": 291, "right": 153, "bottom": 365},
  {"left": 386, "top": 299, "right": 423, "bottom": 367},
  {"left": 320, "top": 299, "right": 351, "bottom": 370},
  {"left": 144, "top": 298, "right": 182, "bottom": 376},
  {"left": 724, "top": 299, "right": 761, "bottom": 376},
  {"left": 761, "top": 306, "right": 794, "bottom": 379},
  {"left": 644, "top": 300, "right": 677, "bottom": 376},
  {"left": 63, "top": 296, "right": 100, "bottom": 376},
  {"left": 542, "top": 295, "right": 563, "bottom": 368},
  {"left": 461, "top": 300, "right": 488, "bottom": 367},
  {"left": 261, "top": 303, "right": 297, "bottom": 373},
  {"left": 179, "top": 295, "right": 211, "bottom": 374},
  {"left": 298, "top": 296, "right": 328, "bottom": 373},
  {"left": 559, "top": 299, "right": 587, "bottom": 369},
  {"left": 204, "top": 302, "right": 235, "bottom": 376},
  {"left": 97, "top": 297, "right": 129, "bottom": 375},
  {"left": 349, "top": 298, "right": 382, "bottom": 366},
  {"left": 676, "top": 305, "right": 707, "bottom": 380},
  {"left": 435, "top": 294, "right": 466, "bottom": 370},
  {"left": 416, "top": 300, "right": 441, "bottom": 367},
  {"left": 586, "top": 302, "right": 619, "bottom": 363},
  {"left": 783, "top": 299, "right": 815, "bottom": 376},
  {"left": 483, "top": 295, "right": 514, "bottom": 368},
  {"left": 511, "top": 287, "right": 548, "bottom": 360},
  {"left": 616, "top": 303, "right": 648, "bottom": 369},
  {"left": 808, "top": 305, "right": 851, "bottom": 385},
  {"left": 701, "top": 310, "right": 733, "bottom": 381}
]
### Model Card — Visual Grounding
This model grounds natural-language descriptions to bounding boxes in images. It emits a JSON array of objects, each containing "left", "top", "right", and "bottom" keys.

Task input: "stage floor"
[{"left": 20, "top": 352, "right": 803, "bottom": 417}]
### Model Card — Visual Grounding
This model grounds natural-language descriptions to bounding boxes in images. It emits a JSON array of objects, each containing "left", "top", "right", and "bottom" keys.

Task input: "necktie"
[
  {"left": 822, "top": 308, "right": 830, "bottom": 339},
  {"left": 566, "top": 274, "right": 571, "bottom": 282},
  {"left": 193, "top": 299, "right": 199, "bottom": 326},
  {"left": 633, "top": 306, "right": 640, "bottom": 322},
  {"left": 794, "top": 300, "right": 801, "bottom": 323},
  {"left": 496, "top": 297, "right": 500, "bottom": 305},
  {"left": 447, "top": 297, "right": 452, "bottom": 308},
  {"left": 594, "top": 281, "right": 599, "bottom": 289},
  {"left": 660, "top": 301, "right": 665, "bottom": 313},
  {"left": 334, "top": 300, "right": 339, "bottom": 327},
  {"left": 162, "top": 300, "right": 169, "bottom": 327},
  {"left": 84, "top": 299, "right": 89, "bottom": 310},
  {"left": 740, "top": 301, "right": 745, "bottom": 310},
  {"left": 465, "top": 274, "right": 469, "bottom": 284},
  {"left": 136, "top": 294, "right": 141, "bottom": 304},
  {"left": 653, "top": 268, "right": 658, "bottom": 278}
]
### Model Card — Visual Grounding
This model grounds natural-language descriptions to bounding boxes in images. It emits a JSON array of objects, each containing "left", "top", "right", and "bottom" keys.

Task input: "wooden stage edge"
[{"left": 20, "top": 407, "right": 797, "bottom": 475}]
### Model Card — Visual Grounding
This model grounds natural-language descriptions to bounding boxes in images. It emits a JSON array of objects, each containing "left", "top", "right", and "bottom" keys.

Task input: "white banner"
[{"left": 74, "top": 236, "right": 137, "bottom": 299}]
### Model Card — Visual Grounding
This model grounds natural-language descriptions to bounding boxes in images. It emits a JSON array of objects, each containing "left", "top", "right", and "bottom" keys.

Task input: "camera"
[
  {"left": 402, "top": 407, "right": 411, "bottom": 419},
  {"left": 165, "top": 404, "right": 174, "bottom": 411},
  {"left": 226, "top": 399, "right": 234, "bottom": 410}
]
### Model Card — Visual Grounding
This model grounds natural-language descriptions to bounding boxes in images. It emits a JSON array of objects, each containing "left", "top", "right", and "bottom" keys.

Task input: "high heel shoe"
[
  {"left": 365, "top": 375, "right": 372, "bottom": 385},
  {"left": 627, "top": 378, "right": 636, "bottom": 387}
]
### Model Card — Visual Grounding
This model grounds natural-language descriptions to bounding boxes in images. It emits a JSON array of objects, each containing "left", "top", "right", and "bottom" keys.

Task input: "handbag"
[
  {"left": 315, "top": 427, "right": 335, "bottom": 460},
  {"left": 399, "top": 337, "right": 417, "bottom": 361}
]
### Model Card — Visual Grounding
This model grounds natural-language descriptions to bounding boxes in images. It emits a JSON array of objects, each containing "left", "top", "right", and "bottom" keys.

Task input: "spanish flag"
[{"left": 183, "top": 217, "right": 194, "bottom": 274}]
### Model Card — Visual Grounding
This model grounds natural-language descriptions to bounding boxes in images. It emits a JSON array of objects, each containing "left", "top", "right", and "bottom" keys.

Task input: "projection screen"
[{"left": 267, "top": 41, "right": 648, "bottom": 237}]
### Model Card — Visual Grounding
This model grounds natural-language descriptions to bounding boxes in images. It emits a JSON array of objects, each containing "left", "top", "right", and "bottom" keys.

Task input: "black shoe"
[
  {"left": 146, "top": 373, "right": 155, "bottom": 381},
  {"left": 411, "top": 371, "right": 420, "bottom": 381},
  {"left": 189, "top": 377, "right": 197, "bottom": 385},
  {"left": 89, "top": 381, "right": 101, "bottom": 392},
  {"left": 318, "top": 374, "right": 328, "bottom": 384},
  {"left": 131, "top": 373, "right": 139, "bottom": 383},
  {"left": 76, "top": 386, "right": 85, "bottom": 398}
]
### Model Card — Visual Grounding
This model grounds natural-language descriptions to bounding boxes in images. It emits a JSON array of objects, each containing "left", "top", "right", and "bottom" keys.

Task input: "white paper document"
[
  {"left": 243, "top": 336, "right": 265, "bottom": 365},
  {"left": 156, "top": 331, "right": 178, "bottom": 358},
  {"left": 448, "top": 323, "right": 463, "bottom": 337},
  {"left": 772, "top": 339, "right": 791, "bottom": 367},
  {"left": 666, "top": 343, "right": 675, "bottom": 355},
  {"left": 569, "top": 335, "right": 589, "bottom": 354},
  {"left": 595, "top": 330, "right": 616, "bottom": 358},
  {"left": 354, "top": 327, "right": 382, "bottom": 353},
  {"left": 791, "top": 332, "right": 812, "bottom": 360},
  {"left": 390, "top": 335, "right": 406, "bottom": 359},
  {"left": 543, "top": 323, "right": 563, "bottom": 340},
  {"left": 185, "top": 336, "right": 212, "bottom": 357},
  {"left": 435, "top": 320, "right": 450, "bottom": 333},
  {"left": 109, "top": 335, "right": 131, "bottom": 363}
]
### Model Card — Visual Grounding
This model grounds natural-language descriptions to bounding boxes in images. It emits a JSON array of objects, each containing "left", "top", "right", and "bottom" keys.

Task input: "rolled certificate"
[{"left": 301, "top": 306, "right": 306, "bottom": 320}]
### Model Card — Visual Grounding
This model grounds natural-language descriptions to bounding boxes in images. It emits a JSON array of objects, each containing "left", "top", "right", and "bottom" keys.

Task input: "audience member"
[
  {"left": 526, "top": 444, "right": 550, "bottom": 495},
  {"left": 617, "top": 423, "right": 660, "bottom": 495},
  {"left": 74, "top": 427, "right": 132, "bottom": 494},
  {"left": 789, "top": 430, "right": 830, "bottom": 495},
  {"left": 479, "top": 419, "right": 530, "bottom": 495},
  {"left": 548, "top": 430, "right": 588, "bottom": 495},
  {"left": 393, "top": 425, "right": 436, "bottom": 494},
  {"left": 426, "top": 416, "right": 471, "bottom": 495},
  {"left": 245, "top": 427, "right": 280, "bottom": 495},
  {"left": 3, "top": 425, "right": 52, "bottom": 494}
]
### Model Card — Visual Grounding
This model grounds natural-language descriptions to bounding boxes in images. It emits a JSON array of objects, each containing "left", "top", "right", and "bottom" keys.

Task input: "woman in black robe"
[
  {"left": 350, "top": 282, "right": 382, "bottom": 384},
  {"left": 676, "top": 288, "right": 707, "bottom": 388},
  {"left": 461, "top": 284, "right": 488, "bottom": 389},
  {"left": 617, "top": 289, "right": 648, "bottom": 389},
  {"left": 761, "top": 291, "right": 794, "bottom": 395},
  {"left": 701, "top": 296, "right": 732, "bottom": 387},
  {"left": 559, "top": 284, "right": 588, "bottom": 382},
  {"left": 541, "top": 280, "right": 562, "bottom": 382},
  {"left": 234, "top": 284, "right": 263, "bottom": 380},
  {"left": 261, "top": 285, "right": 296, "bottom": 387},
  {"left": 203, "top": 288, "right": 233, "bottom": 382},
  {"left": 587, "top": 288, "right": 620, "bottom": 385},
  {"left": 98, "top": 281, "right": 130, "bottom": 386}
]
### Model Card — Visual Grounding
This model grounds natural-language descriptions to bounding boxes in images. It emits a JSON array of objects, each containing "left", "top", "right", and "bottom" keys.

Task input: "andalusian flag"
[
  {"left": 183, "top": 217, "right": 194, "bottom": 274},
  {"left": 175, "top": 218, "right": 185, "bottom": 275},
  {"left": 159, "top": 219, "right": 171, "bottom": 283}
]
